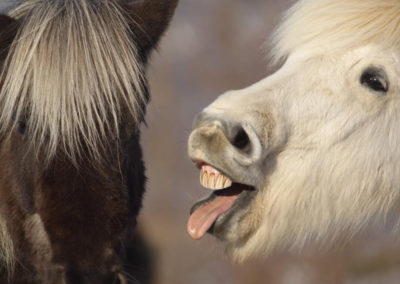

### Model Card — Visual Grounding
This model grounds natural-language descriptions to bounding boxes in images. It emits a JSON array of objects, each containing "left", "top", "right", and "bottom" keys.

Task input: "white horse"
[{"left": 187, "top": 0, "right": 400, "bottom": 261}]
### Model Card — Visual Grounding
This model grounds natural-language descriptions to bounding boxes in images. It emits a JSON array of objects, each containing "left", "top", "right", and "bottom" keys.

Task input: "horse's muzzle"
[{"left": 189, "top": 111, "right": 263, "bottom": 169}]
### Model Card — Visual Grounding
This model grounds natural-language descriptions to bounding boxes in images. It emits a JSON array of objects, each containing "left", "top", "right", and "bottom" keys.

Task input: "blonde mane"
[
  {"left": 0, "top": 0, "right": 144, "bottom": 164},
  {"left": 272, "top": 0, "right": 400, "bottom": 62}
]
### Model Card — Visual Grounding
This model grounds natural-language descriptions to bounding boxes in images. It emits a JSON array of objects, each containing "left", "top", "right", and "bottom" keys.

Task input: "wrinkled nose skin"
[
  {"left": 188, "top": 111, "right": 264, "bottom": 187},
  {"left": 193, "top": 112, "right": 252, "bottom": 152}
]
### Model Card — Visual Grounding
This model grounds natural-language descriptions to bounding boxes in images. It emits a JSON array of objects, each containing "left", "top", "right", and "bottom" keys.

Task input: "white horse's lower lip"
[
  {"left": 187, "top": 187, "right": 242, "bottom": 240},
  {"left": 188, "top": 162, "right": 255, "bottom": 240}
]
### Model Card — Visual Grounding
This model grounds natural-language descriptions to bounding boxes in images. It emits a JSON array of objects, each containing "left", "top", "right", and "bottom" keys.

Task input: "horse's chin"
[{"left": 187, "top": 162, "right": 258, "bottom": 242}]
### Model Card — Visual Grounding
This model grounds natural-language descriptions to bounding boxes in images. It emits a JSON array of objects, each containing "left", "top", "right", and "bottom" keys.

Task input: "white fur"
[{"left": 272, "top": 0, "right": 400, "bottom": 63}]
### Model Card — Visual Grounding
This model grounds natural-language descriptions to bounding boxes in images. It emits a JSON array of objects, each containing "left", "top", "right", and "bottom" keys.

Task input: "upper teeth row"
[{"left": 200, "top": 165, "right": 232, "bottom": 190}]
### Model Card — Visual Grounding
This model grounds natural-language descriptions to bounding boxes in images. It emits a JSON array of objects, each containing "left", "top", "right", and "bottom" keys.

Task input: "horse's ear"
[
  {"left": 122, "top": 0, "right": 179, "bottom": 59},
  {"left": 0, "top": 15, "right": 18, "bottom": 60}
]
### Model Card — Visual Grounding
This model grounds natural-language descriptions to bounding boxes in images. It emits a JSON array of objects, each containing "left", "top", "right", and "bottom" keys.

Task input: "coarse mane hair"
[
  {"left": 0, "top": 0, "right": 144, "bottom": 165},
  {"left": 272, "top": 0, "right": 400, "bottom": 62},
  {"left": 0, "top": 0, "right": 179, "bottom": 281}
]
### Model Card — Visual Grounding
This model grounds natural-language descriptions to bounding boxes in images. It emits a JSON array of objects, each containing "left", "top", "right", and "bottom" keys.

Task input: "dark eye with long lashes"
[
  {"left": 360, "top": 67, "right": 389, "bottom": 94},
  {"left": 18, "top": 120, "right": 26, "bottom": 135}
]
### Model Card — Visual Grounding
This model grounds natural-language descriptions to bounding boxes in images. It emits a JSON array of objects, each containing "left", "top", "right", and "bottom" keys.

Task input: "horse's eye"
[
  {"left": 360, "top": 67, "right": 389, "bottom": 94},
  {"left": 18, "top": 120, "right": 26, "bottom": 134}
]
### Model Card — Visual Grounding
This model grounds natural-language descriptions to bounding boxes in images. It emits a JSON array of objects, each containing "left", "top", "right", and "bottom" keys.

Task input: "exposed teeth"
[
  {"left": 224, "top": 178, "right": 232, "bottom": 188},
  {"left": 200, "top": 165, "right": 233, "bottom": 190},
  {"left": 215, "top": 175, "right": 223, "bottom": 188}
]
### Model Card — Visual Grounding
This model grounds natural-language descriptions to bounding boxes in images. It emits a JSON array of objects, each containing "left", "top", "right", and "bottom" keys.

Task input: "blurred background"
[{"left": 2, "top": 0, "right": 400, "bottom": 283}]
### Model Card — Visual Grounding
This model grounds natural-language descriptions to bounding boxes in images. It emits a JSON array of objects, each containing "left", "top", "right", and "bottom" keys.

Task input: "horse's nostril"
[{"left": 232, "top": 128, "right": 250, "bottom": 150}]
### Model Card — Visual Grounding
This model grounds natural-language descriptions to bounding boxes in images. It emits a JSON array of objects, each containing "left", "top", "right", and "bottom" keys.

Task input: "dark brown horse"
[{"left": 0, "top": 0, "right": 178, "bottom": 283}]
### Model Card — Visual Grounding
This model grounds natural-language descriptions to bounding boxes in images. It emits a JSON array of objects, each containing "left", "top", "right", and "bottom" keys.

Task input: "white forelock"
[{"left": 272, "top": 0, "right": 400, "bottom": 62}]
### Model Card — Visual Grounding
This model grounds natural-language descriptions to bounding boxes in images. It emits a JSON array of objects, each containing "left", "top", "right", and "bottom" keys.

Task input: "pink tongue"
[{"left": 187, "top": 194, "right": 239, "bottom": 240}]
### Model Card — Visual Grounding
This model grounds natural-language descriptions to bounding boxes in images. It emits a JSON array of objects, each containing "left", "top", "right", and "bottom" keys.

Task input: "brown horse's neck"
[{"left": 0, "top": 131, "right": 145, "bottom": 283}]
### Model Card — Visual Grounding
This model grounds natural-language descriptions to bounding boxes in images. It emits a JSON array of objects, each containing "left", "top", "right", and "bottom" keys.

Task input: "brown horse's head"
[{"left": 0, "top": 0, "right": 178, "bottom": 283}]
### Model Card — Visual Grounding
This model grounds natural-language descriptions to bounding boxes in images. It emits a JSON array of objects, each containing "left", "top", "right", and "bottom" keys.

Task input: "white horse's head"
[{"left": 187, "top": 0, "right": 400, "bottom": 261}]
